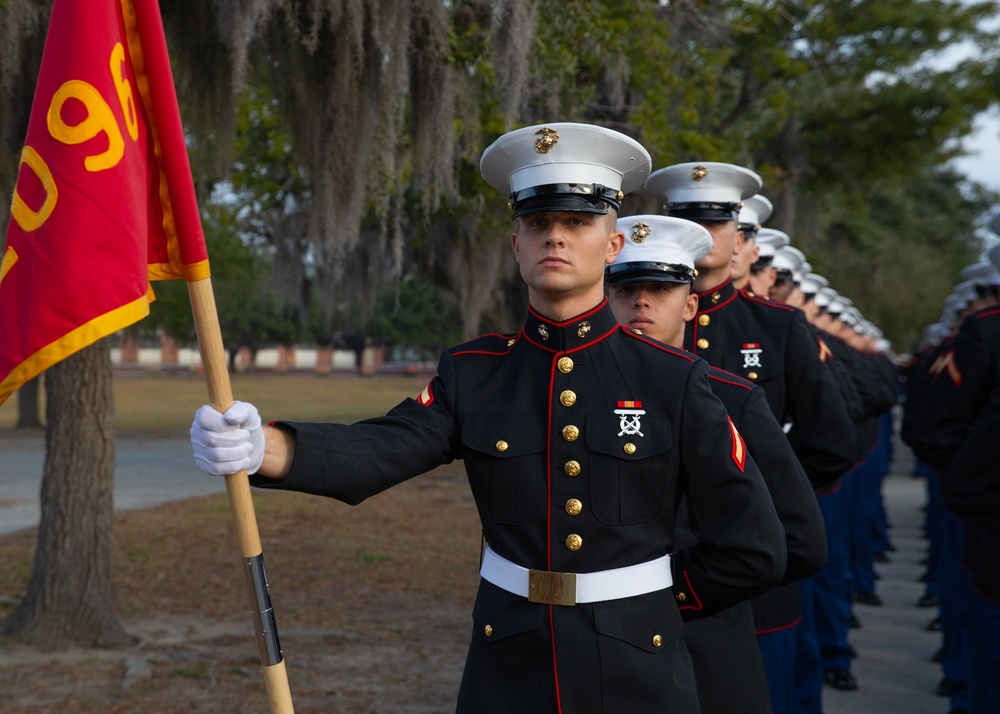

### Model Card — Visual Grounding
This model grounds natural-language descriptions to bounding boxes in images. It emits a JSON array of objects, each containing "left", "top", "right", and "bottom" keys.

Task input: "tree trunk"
[
  {"left": 15, "top": 377, "right": 43, "bottom": 429},
  {"left": 1, "top": 339, "right": 131, "bottom": 649}
]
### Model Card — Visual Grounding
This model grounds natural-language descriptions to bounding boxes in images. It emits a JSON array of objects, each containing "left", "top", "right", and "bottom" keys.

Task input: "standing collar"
[
  {"left": 695, "top": 277, "right": 737, "bottom": 313},
  {"left": 522, "top": 299, "right": 619, "bottom": 353}
]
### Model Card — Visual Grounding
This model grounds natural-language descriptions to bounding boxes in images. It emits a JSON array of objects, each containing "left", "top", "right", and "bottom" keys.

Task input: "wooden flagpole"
[{"left": 188, "top": 276, "right": 295, "bottom": 713}]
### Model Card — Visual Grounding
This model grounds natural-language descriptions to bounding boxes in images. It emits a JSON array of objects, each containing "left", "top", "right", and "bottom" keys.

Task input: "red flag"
[{"left": 0, "top": 0, "right": 208, "bottom": 405}]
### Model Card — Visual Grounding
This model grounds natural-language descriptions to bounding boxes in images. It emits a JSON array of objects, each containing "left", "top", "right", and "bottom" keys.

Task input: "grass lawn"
[
  {"left": 0, "top": 372, "right": 428, "bottom": 436},
  {"left": 0, "top": 369, "right": 477, "bottom": 712}
]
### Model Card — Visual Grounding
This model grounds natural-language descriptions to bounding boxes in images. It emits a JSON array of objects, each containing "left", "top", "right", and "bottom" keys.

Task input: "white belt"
[{"left": 480, "top": 545, "right": 673, "bottom": 606}]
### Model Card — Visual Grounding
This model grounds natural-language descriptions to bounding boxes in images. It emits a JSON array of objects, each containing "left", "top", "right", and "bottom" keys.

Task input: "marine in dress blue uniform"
[
  {"left": 912, "top": 236, "right": 1000, "bottom": 714},
  {"left": 605, "top": 215, "right": 827, "bottom": 714},
  {"left": 805, "top": 287, "right": 900, "bottom": 698},
  {"left": 748, "top": 227, "right": 789, "bottom": 297},
  {"left": 731, "top": 194, "right": 773, "bottom": 291},
  {"left": 190, "top": 124, "right": 787, "bottom": 714},
  {"left": 905, "top": 284, "right": 979, "bottom": 711},
  {"left": 644, "top": 162, "right": 855, "bottom": 714}
]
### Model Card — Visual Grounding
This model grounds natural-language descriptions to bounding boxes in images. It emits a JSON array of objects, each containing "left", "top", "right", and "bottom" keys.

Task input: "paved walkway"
[
  {"left": 0, "top": 433, "right": 224, "bottom": 536},
  {"left": 0, "top": 431, "right": 951, "bottom": 713},
  {"left": 823, "top": 449, "right": 945, "bottom": 713}
]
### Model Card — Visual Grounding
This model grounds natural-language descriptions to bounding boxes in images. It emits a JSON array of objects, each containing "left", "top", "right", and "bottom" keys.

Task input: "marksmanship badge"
[
  {"left": 741, "top": 343, "right": 763, "bottom": 369},
  {"left": 614, "top": 400, "right": 645, "bottom": 437}
]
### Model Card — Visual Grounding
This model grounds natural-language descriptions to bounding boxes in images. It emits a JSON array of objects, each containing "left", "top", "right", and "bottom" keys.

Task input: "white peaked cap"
[
  {"left": 607, "top": 215, "right": 713, "bottom": 285},
  {"left": 954, "top": 280, "right": 978, "bottom": 304},
  {"left": 480, "top": 123, "right": 651, "bottom": 218},
  {"left": 827, "top": 293, "right": 853, "bottom": 315},
  {"left": 799, "top": 272, "right": 828, "bottom": 295},
  {"left": 739, "top": 194, "right": 773, "bottom": 229},
  {"left": 773, "top": 246, "right": 806, "bottom": 274},
  {"left": 960, "top": 262, "right": 1000, "bottom": 287},
  {"left": 841, "top": 306, "right": 861, "bottom": 327},
  {"left": 814, "top": 286, "right": 838, "bottom": 308},
  {"left": 646, "top": 162, "right": 762, "bottom": 221},
  {"left": 989, "top": 243, "right": 1000, "bottom": 271},
  {"left": 923, "top": 323, "right": 947, "bottom": 342},
  {"left": 755, "top": 228, "right": 790, "bottom": 259},
  {"left": 943, "top": 292, "right": 968, "bottom": 313},
  {"left": 939, "top": 308, "right": 959, "bottom": 329}
]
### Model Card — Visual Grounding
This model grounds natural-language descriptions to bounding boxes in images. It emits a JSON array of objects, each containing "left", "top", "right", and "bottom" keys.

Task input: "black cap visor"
[
  {"left": 605, "top": 261, "right": 693, "bottom": 286},
  {"left": 511, "top": 183, "right": 621, "bottom": 219},
  {"left": 667, "top": 202, "right": 741, "bottom": 221}
]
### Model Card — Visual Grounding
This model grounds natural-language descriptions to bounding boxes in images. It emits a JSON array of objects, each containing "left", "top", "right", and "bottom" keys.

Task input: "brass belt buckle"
[{"left": 528, "top": 569, "right": 577, "bottom": 606}]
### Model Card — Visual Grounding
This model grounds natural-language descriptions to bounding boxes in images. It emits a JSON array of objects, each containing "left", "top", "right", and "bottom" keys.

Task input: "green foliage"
[
  {"left": 228, "top": 81, "right": 309, "bottom": 235},
  {"left": 367, "top": 277, "right": 464, "bottom": 359},
  {"left": 147, "top": 1, "right": 1000, "bottom": 352},
  {"left": 804, "top": 165, "right": 996, "bottom": 348},
  {"left": 148, "top": 203, "right": 296, "bottom": 356}
]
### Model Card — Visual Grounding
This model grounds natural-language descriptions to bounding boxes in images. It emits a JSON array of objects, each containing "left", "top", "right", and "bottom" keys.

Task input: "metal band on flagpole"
[{"left": 188, "top": 276, "right": 295, "bottom": 714}]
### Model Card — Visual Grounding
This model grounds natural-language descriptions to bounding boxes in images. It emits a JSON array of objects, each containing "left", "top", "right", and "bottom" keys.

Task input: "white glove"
[{"left": 190, "top": 400, "right": 266, "bottom": 476}]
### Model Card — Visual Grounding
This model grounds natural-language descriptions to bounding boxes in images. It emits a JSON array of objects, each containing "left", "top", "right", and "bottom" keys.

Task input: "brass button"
[
  {"left": 652, "top": 634, "right": 663, "bottom": 648},
  {"left": 565, "top": 534, "right": 583, "bottom": 551},
  {"left": 564, "top": 460, "right": 581, "bottom": 477},
  {"left": 557, "top": 356, "right": 574, "bottom": 373},
  {"left": 496, "top": 440, "right": 509, "bottom": 452},
  {"left": 559, "top": 390, "right": 577, "bottom": 407},
  {"left": 562, "top": 424, "right": 580, "bottom": 442},
  {"left": 565, "top": 498, "right": 583, "bottom": 516},
  {"left": 676, "top": 592, "right": 687, "bottom": 602},
  {"left": 748, "top": 371, "right": 758, "bottom": 380},
  {"left": 696, "top": 338, "right": 709, "bottom": 350},
  {"left": 484, "top": 624, "right": 493, "bottom": 637},
  {"left": 623, "top": 442, "right": 636, "bottom": 455},
  {"left": 698, "top": 314, "right": 710, "bottom": 326}
]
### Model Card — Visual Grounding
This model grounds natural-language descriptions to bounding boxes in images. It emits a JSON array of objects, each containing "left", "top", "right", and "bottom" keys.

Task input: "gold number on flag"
[
  {"left": 110, "top": 43, "right": 139, "bottom": 141},
  {"left": 46, "top": 79, "right": 125, "bottom": 172},
  {"left": 12, "top": 42, "right": 141, "bottom": 237},
  {"left": 10, "top": 146, "right": 58, "bottom": 232}
]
